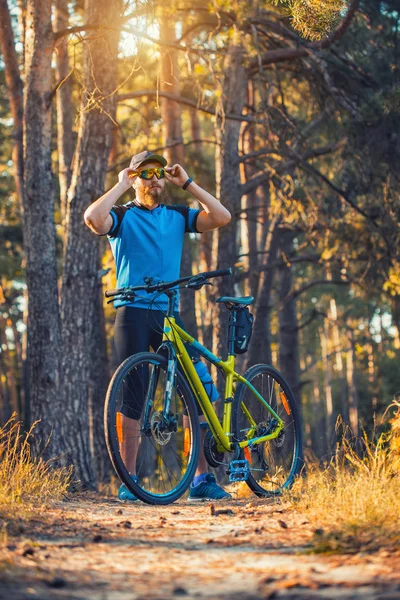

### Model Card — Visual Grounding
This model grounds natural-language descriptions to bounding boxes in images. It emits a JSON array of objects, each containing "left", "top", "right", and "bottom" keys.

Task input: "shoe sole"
[
  {"left": 188, "top": 496, "right": 232, "bottom": 502},
  {"left": 117, "top": 497, "right": 139, "bottom": 502}
]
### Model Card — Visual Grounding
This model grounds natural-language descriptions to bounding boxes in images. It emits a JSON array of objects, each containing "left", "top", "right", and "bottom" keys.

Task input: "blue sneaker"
[
  {"left": 117, "top": 475, "right": 139, "bottom": 502},
  {"left": 188, "top": 474, "right": 232, "bottom": 502}
]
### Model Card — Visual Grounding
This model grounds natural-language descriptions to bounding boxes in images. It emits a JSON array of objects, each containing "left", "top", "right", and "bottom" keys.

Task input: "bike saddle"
[{"left": 216, "top": 296, "right": 254, "bottom": 307}]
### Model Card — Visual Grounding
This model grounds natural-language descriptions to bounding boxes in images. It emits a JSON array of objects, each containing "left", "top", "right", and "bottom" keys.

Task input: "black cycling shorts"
[{"left": 114, "top": 306, "right": 201, "bottom": 420}]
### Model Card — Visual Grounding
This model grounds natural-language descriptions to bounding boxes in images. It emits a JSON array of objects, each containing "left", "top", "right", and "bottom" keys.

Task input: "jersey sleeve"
[
  {"left": 107, "top": 204, "right": 130, "bottom": 238},
  {"left": 186, "top": 207, "right": 202, "bottom": 233}
]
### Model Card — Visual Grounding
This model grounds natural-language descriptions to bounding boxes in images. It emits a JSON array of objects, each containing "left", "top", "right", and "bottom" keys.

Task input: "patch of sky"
[{"left": 370, "top": 309, "right": 397, "bottom": 343}]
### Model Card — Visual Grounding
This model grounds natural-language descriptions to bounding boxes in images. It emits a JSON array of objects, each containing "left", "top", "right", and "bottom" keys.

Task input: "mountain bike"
[{"left": 104, "top": 268, "right": 303, "bottom": 505}]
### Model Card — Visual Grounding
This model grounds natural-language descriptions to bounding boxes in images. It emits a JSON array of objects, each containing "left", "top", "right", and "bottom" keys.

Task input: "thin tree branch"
[
  {"left": 281, "top": 279, "right": 351, "bottom": 305},
  {"left": 107, "top": 138, "right": 220, "bottom": 171},
  {"left": 117, "top": 90, "right": 262, "bottom": 122},
  {"left": 53, "top": 9, "right": 148, "bottom": 41},
  {"left": 299, "top": 159, "right": 372, "bottom": 220}
]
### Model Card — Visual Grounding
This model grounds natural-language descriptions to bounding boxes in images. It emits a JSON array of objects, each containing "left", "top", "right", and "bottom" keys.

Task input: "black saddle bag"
[{"left": 233, "top": 307, "right": 254, "bottom": 354}]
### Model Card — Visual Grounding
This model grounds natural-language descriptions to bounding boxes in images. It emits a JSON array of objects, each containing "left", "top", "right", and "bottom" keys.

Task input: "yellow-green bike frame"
[{"left": 162, "top": 316, "right": 284, "bottom": 453}]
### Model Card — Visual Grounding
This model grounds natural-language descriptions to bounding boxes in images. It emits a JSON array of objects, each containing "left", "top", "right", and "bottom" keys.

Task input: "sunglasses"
[{"left": 128, "top": 167, "right": 166, "bottom": 180}]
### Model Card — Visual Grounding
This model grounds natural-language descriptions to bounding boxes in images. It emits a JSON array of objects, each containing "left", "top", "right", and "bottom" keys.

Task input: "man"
[{"left": 84, "top": 150, "right": 232, "bottom": 501}]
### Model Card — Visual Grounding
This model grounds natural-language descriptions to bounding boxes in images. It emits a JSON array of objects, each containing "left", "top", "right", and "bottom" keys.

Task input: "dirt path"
[{"left": 0, "top": 494, "right": 399, "bottom": 600}]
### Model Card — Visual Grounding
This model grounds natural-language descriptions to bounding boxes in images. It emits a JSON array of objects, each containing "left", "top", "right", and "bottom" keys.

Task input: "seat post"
[{"left": 227, "top": 311, "right": 237, "bottom": 356}]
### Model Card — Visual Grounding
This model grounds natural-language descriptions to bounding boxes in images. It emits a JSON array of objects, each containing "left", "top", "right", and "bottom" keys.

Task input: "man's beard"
[{"left": 136, "top": 185, "right": 164, "bottom": 208}]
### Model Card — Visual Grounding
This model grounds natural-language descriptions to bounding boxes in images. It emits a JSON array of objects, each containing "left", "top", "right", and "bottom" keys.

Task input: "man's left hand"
[{"left": 165, "top": 164, "right": 190, "bottom": 187}]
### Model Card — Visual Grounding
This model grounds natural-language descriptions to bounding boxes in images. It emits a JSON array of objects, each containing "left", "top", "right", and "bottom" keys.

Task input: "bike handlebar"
[{"left": 105, "top": 268, "right": 232, "bottom": 299}]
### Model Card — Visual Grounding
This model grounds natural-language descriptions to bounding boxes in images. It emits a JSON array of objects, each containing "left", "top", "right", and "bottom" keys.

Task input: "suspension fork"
[
  {"left": 142, "top": 361, "right": 160, "bottom": 434},
  {"left": 156, "top": 341, "right": 177, "bottom": 417}
]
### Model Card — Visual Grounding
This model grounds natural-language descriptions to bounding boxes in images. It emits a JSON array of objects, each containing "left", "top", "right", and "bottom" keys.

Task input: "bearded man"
[{"left": 84, "top": 151, "right": 232, "bottom": 502}]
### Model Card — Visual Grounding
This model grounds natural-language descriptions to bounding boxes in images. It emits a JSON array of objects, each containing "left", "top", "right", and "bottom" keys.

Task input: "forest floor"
[{"left": 0, "top": 493, "right": 399, "bottom": 600}]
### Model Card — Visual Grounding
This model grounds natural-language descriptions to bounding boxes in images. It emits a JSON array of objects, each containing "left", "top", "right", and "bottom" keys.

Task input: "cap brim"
[{"left": 137, "top": 153, "right": 167, "bottom": 167}]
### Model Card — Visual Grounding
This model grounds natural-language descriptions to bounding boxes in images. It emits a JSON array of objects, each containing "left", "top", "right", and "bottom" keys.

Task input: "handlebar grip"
[
  {"left": 203, "top": 268, "right": 232, "bottom": 278},
  {"left": 105, "top": 289, "right": 120, "bottom": 298}
]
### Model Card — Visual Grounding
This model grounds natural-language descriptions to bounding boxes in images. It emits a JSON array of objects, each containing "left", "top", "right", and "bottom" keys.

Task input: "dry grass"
[
  {"left": 287, "top": 402, "right": 400, "bottom": 553},
  {"left": 0, "top": 415, "right": 71, "bottom": 513}
]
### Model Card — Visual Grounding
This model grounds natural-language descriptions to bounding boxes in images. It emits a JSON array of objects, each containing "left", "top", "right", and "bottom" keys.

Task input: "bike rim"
[
  {"left": 110, "top": 358, "right": 197, "bottom": 499},
  {"left": 237, "top": 370, "right": 299, "bottom": 494}
]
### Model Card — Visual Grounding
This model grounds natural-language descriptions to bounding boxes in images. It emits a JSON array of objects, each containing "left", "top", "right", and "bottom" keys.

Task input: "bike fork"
[
  {"left": 142, "top": 363, "right": 160, "bottom": 434},
  {"left": 163, "top": 344, "right": 177, "bottom": 417}
]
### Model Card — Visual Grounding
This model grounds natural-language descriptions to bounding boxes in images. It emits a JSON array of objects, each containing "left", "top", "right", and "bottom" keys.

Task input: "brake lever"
[
  {"left": 106, "top": 291, "right": 136, "bottom": 304},
  {"left": 186, "top": 278, "right": 213, "bottom": 290}
]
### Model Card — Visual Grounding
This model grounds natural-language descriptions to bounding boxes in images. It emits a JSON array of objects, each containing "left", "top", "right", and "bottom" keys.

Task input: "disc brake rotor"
[
  {"left": 274, "top": 430, "right": 286, "bottom": 448},
  {"left": 151, "top": 411, "right": 172, "bottom": 446}
]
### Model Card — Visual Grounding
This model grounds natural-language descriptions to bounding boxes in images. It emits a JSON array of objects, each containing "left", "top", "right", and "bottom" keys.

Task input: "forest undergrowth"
[
  {"left": 287, "top": 402, "right": 400, "bottom": 553},
  {"left": 0, "top": 416, "right": 71, "bottom": 520},
  {"left": 1, "top": 406, "right": 400, "bottom": 557}
]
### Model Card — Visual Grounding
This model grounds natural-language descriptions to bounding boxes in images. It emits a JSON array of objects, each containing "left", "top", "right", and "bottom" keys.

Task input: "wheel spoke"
[
  {"left": 105, "top": 353, "right": 199, "bottom": 504},
  {"left": 233, "top": 364, "right": 302, "bottom": 496}
]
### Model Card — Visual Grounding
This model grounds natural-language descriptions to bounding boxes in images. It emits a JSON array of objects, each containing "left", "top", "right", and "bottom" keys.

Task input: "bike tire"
[
  {"left": 105, "top": 352, "right": 200, "bottom": 505},
  {"left": 232, "top": 363, "right": 303, "bottom": 497}
]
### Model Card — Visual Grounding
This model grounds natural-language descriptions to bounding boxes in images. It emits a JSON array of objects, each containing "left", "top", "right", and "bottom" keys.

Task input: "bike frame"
[{"left": 162, "top": 315, "right": 284, "bottom": 453}]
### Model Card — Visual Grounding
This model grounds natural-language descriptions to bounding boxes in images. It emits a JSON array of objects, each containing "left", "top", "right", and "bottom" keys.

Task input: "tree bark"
[
  {"left": 23, "top": 0, "right": 62, "bottom": 453},
  {"left": 0, "top": 0, "right": 24, "bottom": 203},
  {"left": 346, "top": 328, "right": 359, "bottom": 437},
  {"left": 278, "top": 230, "right": 301, "bottom": 403},
  {"left": 241, "top": 82, "right": 259, "bottom": 298},
  {"left": 89, "top": 261, "right": 112, "bottom": 482},
  {"left": 212, "top": 42, "right": 247, "bottom": 361},
  {"left": 159, "top": 20, "right": 198, "bottom": 337},
  {"left": 329, "top": 297, "right": 348, "bottom": 423},
  {"left": 54, "top": 0, "right": 74, "bottom": 226},
  {"left": 59, "top": 0, "right": 121, "bottom": 487},
  {"left": 320, "top": 321, "right": 334, "bottom": 451},
  {"left": 245, "top": 214, "right": 280, "bottom": 369},
  {"left": 160, "top": 21, "right": 184, "bottom": 166}
]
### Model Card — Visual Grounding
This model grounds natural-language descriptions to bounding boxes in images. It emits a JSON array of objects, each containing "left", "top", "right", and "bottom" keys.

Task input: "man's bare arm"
[
  {"left": 165, "top": 164, "right": 231, "bottom": 232},
  {"left": 84, "top": 169, "right": 133, "bottom": 235}
]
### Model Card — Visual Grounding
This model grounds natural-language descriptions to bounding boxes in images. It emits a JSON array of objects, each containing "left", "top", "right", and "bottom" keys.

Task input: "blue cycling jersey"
[{"left": 107, "top": 201, "right": 201, "bottom": 310}]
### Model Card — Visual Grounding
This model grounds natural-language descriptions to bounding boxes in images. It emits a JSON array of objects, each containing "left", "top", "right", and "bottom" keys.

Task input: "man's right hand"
[
  {"left": 118, "top": 168, "right": 135, "bottom": 190},
  {"left": 84, "top": 168, "right": 133, "bottom": 235}
]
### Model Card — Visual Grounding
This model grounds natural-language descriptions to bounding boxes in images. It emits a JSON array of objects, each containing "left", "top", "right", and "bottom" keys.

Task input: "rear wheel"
[
  {"left": 105, "top": 352, "right": 200, "bottom": 505},
  {"left": 232, "top": 364, "right": 303, "bottom": 497}
]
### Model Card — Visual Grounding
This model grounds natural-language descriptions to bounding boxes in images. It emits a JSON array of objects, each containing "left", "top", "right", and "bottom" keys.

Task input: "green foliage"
[{"left": 272, "top": 0, "right": 348, "bottom": 40}]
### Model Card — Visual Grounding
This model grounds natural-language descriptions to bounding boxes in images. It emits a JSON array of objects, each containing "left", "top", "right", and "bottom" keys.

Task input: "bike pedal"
[{"left": 228, "top": 459, "right": 250, "bottom": 482}]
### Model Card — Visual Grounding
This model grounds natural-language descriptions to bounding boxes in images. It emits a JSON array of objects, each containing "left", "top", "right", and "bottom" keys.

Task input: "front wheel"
[
  {"left": 105, "top": 352, "right": 200, "bottom": 505},
  {"left": 232, "top": 364, "right": 303, "bottom": 497}
]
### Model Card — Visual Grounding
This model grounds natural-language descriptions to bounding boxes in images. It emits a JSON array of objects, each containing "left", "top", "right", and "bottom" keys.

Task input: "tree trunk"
[
  {"left": 245, "top": 214, "right": 280, "bottom": 368},
  {"left": 59, "top": 0, "right": 121, "bottom": 487},
  {"left": 278, "top": 230, "right": 301, "bottom": 403},
  {"left": 0, "top": 319, "right": 16, "bottom": 421},
  {"left": 0, "top": 0, "right": 24, "bottom": 203},
  {"left": 23, "top": 0, "right": 62, "bottom": 453},
  {"left": 329, "top": 297, "right": 348, "bottom": 422},
  {"left": 241, "top": 82, "right": 259, "bottom": 298},
  {"left": 320, "top": 321, "right": 334, "bottom": 451},
  {"left": 213, "top": 42, "right": 247, "bottom": 361},
  {"left": 160, "top": 20, "right": 184, "bottom": 166},
  {"left": 346, "top": 329, "right": 359, "bottom": 437},
  {"left": 159, "top": 20, "right": 198, "bottom": 337},
  {"left": 89, "top": 258, "right": 112, "bottom": 482},
  {"left": 54, "top": 0, "right": 74, "bottom": 226},
  {"left": 190, "top": 108, "right": 202, "bottom": 154}
]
